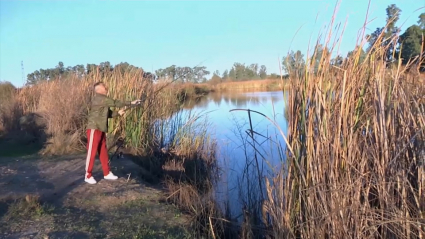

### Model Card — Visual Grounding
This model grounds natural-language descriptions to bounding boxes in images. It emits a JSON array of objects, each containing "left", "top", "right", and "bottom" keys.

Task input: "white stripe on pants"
[{"left": 85, "top": 129, "right": 95, "bottom": 176}]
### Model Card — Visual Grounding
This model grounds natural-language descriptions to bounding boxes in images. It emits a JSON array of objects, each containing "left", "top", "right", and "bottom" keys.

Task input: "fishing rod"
[
  {"left": 108, "top": 59, "right": 210, "bottom": 161},
  {"left": 121, "top": 59, "right": 210, "bottom": 113}
]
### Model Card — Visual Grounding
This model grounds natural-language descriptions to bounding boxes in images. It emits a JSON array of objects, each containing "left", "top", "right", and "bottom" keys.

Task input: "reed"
[
  {"left": 0, "top": 68, "right": 224, "bottom": 237},
  {"left": 155, "top": 110, "right": 237, "bottom": 238},
  {"left": 258, "top": 2, "right": 425, "bottom": 238},
  {"left": 222, "top": 2, "right": 425, "bottom": 238},
  {"left": 0, "top": 81, "right": 20, "bottom": 133},
  {"left": 1, "top": 68, "right": 213, "bottom": 156}
]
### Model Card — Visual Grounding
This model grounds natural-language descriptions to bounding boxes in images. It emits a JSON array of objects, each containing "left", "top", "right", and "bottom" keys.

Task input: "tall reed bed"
[
  {"left": 0, "top": 81, "right": 20, "bottom": 133},
  {"left": 161, "top": 110, "right": 230, "bottom": 239},
  {"left": 258, "top": 3, "right": 425, "bottom": 238},
  {"left": 6, "top": 68, "right": 208, "bottom": 155},
  {"left": 1, "top": 68, "right": 223, "bottom": 237}
]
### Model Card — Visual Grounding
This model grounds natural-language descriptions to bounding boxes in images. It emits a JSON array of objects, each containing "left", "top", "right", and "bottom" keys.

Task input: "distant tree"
[
  {"left": 193, "top": 66, "right": 210, "bottom": 83},
  {"left": 26, "top": 71, "right": 42, "bottom": 85},
  {"left": 259, "top": 65, "right": 267, "bottom": 79},
  {"left": 155, "top": 65, "right": 197, "bottom": 82},
  {"left": 399, "top": 25, "right": 423, "bottom": 65},
  {"left": 73, "top": 64, "right": 86, "bottom": 78},
  {"left": 248, "top": 63, "right": 259, "bottom": 79},
  {"left": 155, "top": 68, "right": 166, "bottom": 80},
  {"left": 55, "top": 61, "right": 65, "bottom": 79},
  {"left": 165, "top": 65, "right": 177, "bottom": 81},
  {"left": 221, "top": 62, "right": 270, "bottom": 81},
  {"left": 366, "top": 4, "right": 401, "bottom": 63},
  {"left": 155, "top": 66, "right": 174, "bottom": 81},
  {"left": 418, "top": 13, "right": 425, "bottom": 29},
  {"left": 384, "top": 4, "right": 402, "bottom": 62},
  {"left": 97, "top": 61, "right": 113, "bottom": 77},
  {"left": 311, "top": 44, "right": 330, "bottom": 73},
  {"left": 86, "top": 64, "right": 98, "bottom": 75},
  {"left": 366, "top": 27, "right": 384, "bottom": 52},
  {"left": 385, "top": 4, "right": 402, "bottom": 37},
  {"left": 222, "top": 70, "right": 229, "bottom": 80},
  {"left": 114, "top": 62, "right": 130, "bottom": 76},
  {"left": 174, "top": 67, "right": 185, "bottom": 82},
  {"left": 26, "top": 61, "right": 146, "bottom": 85},
  {"left": 230, "top": 63, "right": 251, "bottom": 81},
  {"left": 398, "top": 15, "right": 425, "bottom": 72},
  {"left": 114, "top": 62, "right": 142, "bottom": 78},
  {"left": 228, "top": 67, "right": 236, "bottom": 80},
  {"left": 26, "top": 61, "right": 67, "bottom": 85},
  {"left": 283, "top": 50, "right": 305, "bottom": 77},
  {"left": 209, "top": 70, "right": 222, "bottom": 85},
  {"left": 347, "top": 46, "right": 367, "bottom": 64},
  {"left": 178, "top": 66, "right": 194, "bottom": 82}
]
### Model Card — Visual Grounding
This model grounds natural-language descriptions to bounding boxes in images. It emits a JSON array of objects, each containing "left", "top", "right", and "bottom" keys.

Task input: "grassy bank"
[
  {"left": 0, "top": 156, "right": 194, "bottom": 238},
  {"left": 0, "top": 70, "right": 223, "bottom": 237},
  {"left": 174, "top": 83, "right": 212, "bottom": 103},
  {"left": 173, "top": 78, "right": 286, "bottom": 101},
  {"left": 0, "top": 73, "right": 213, "bottom": 156},
  {"left": 207, "top": 79, "right": 287, "bottom": 92}
]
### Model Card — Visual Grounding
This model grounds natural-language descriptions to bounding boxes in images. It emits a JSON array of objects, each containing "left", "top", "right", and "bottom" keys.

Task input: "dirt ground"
[{"left": 0, "top": 154, "right": 192, "bottom": 239}]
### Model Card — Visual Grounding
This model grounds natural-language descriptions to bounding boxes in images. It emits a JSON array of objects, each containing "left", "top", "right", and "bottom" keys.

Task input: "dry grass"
[
  {"left": 165, "top": 180, "right": 234, "bottom": 239},
  {"left": 0, "top": 68, "right": 213, "bottom": 156},
  {"left": 1, "top": 70, "right": 221, "bottom": 237},
  {"left": 258, "top": 2, "right": 425, "bottom": 238},
  {"left": 1, "top": 194, "right": 53, "bottom": 222},
  {"left": 209, "top": 79, "right": 287, "bottom": 92},
  {"left": 158, "top": 112, "right": 236, "bottom": 238},
  {"left": 0, "top": 82, "right": 21, "bottom": 134},
  {"left": 16, "top": 78, "right": 93, "bottom": 154}
]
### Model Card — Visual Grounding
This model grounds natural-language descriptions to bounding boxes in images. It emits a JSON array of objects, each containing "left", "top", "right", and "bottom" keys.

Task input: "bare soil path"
[{"left": 0, "top": 154, "right": 191, "bottom": 239}]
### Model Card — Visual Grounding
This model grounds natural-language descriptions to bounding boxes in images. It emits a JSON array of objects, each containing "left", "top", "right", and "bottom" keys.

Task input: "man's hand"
[
  {"left": 118, "top": 109, "right": 126, "bottom": 116},
  {"left": 131, "top": 100, "right": 141, "bottom": 105}
]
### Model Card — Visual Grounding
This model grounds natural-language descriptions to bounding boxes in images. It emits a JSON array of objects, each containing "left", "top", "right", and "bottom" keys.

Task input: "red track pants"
[{"left": 85, "top": 129, "right": 110, "bottom": 178}]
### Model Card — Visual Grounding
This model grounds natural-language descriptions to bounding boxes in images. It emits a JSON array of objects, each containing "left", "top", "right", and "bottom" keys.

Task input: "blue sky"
[{"left": 1, "top": 0, "right": 424, "bottom": 87}]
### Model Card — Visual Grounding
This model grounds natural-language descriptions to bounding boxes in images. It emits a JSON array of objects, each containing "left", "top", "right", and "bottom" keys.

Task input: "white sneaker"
[
  {"left": 104, "top": 172, "right": 118, "bottom": 180},
  {"left": 85, "top": 176, "right": 97, "bottom": 184}
]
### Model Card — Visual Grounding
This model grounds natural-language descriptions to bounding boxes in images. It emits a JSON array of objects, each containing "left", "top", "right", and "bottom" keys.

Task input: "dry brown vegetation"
[
  {"left": 0, "top": 69, "right": 212, "bottom": 156},
  {"left": 0, "top": 68, "right": 221, "bottom": 237},
  {"left": 0, "top": 156, "right": 193, "bottom": 238},
  {"left": 2, "top": 2, "right": 425, "bottom": 238},
  {"left": 207, "top": 79, "right": 286, "bottom": 92},
  {"left": 256, "top": 6, "right": 425, "bottom": 239}
]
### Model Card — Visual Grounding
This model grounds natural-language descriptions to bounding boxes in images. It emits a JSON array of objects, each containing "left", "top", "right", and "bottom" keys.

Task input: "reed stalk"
[{"left": 258, "top": 1, "right": 425, "bottom": 238}]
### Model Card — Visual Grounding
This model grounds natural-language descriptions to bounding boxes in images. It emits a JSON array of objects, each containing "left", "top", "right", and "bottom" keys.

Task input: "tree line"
[
  {"left": 154, "top": 62, "right": 275, "bottom": 84},
  {"left": 25, "top": 4, "right": 423, "bottom": 86},
  {"left": 25, "top": 61, "right": 152, "bottom": 85},
  {"left": 210, "top": 63, "right": 274, "bottom": 84},
  {"left": 25, "top": 60, "right": 276, "bottom": 86},
  {"left": 282, "top": 5, "right": 424, "bottom": 77}
]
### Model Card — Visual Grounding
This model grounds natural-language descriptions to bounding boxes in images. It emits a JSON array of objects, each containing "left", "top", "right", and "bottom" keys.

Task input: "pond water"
[{"left": 180, "top": 90, "right": 289, "bottom": 219}]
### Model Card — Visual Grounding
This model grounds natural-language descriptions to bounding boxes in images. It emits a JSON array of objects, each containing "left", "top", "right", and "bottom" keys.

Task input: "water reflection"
[
  {"left": 180, "top": 90, "right": 289, "bottom": 220},
  {"left": 182, "top": 91, "right": 283, "bottom": 110}
]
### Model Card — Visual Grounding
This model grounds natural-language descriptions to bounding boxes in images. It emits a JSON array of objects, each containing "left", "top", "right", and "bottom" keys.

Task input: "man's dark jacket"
[{"left": 86, "top": 93, "right": 131, "bottom": 132}]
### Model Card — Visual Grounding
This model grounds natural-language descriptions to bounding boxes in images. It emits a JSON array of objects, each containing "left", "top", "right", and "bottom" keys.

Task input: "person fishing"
[{"left": 84, "top": 81, "right": 141, "bottom": 184}]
